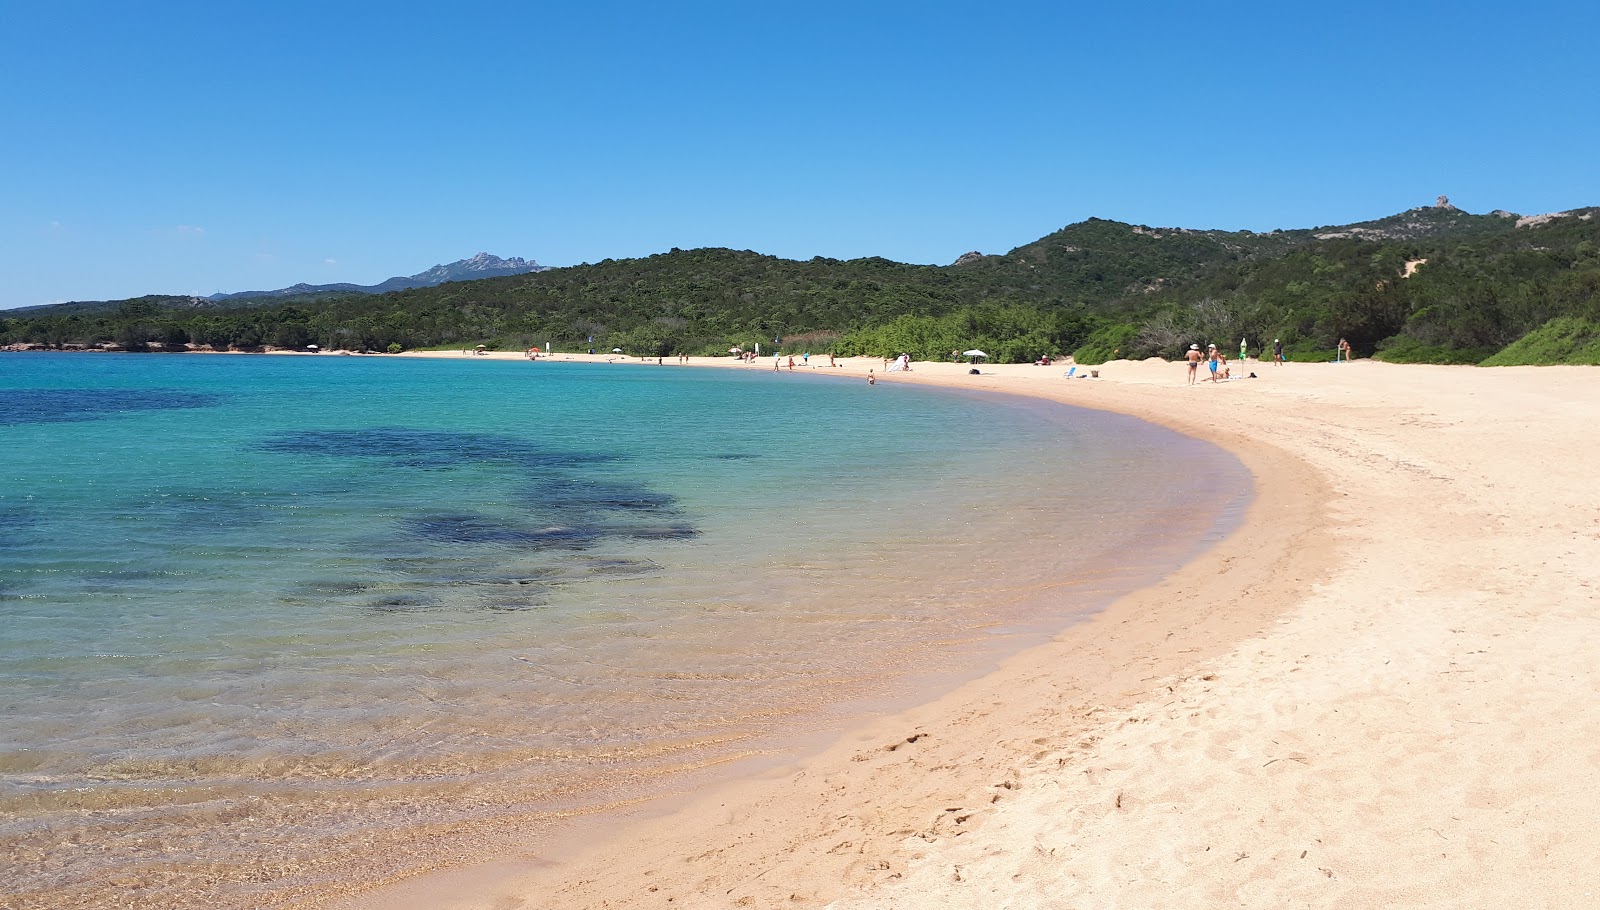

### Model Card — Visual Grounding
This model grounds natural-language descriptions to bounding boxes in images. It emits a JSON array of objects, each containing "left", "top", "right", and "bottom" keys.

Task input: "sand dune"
[{"left": 356, "top": 354, "right": 1600, "bottom": 909}]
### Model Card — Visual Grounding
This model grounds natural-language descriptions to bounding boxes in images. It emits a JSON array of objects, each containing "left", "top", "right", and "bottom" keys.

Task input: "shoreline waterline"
[
  {"left": 309, "top": 353, "right": 1289, "bottom": 910},
  {"left": 15, "top": 357, "right": 1600, "bottom": 908},
  {"left": 425, "top": 358, "right": 1600, "bottom": 910},
  {"left": 1, "top": 353, "right": 1251, "bottom": 910}
]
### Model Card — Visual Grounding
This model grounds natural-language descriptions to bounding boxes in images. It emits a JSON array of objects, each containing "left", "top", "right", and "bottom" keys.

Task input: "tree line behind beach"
[{"left": 4, "top": 204, "right": 1598, "bottom": 365}]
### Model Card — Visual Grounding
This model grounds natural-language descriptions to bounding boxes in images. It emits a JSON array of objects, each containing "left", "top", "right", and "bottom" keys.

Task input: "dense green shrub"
[
  {"left": 836, "top": 305, "right": 1070, "bottom": 362},
  {"left": 1072, "top": 323, "right": 1139, "bottom": 364},
  {"left": 1480, "top": 316, "right": 1600, "bottom": 366},
  {"left": 1372, "top": 335, "right": 1488, "bottom": 365}
]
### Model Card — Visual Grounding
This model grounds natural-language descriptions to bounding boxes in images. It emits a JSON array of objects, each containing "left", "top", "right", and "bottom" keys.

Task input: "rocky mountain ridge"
[{"left": 206, "top": 252, "right": 547, "bottom": 302}]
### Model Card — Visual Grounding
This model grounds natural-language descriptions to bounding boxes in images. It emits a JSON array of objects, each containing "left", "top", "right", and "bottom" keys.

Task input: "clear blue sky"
[{"left": 3, "top": 0, "right": 1596, "bottom": 309}]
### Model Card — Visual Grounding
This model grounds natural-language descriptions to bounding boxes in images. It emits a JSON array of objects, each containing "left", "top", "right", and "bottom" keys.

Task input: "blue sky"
[{"left": 3, "top": 0, "right": 1596, "bottom": 309}]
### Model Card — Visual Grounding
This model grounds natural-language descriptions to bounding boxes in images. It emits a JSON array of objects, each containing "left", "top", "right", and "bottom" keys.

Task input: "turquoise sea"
[{"left": 0, "top": 353, "right": 1249, "bottom": 909}]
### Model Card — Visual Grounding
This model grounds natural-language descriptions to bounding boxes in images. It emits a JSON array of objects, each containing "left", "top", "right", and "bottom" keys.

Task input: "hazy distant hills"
[
  {"left": 6, "top": 253, "right": 548, "bottom": 315},
  {"left": 206, "top": 252, "right": 549, "bottom": 301}
]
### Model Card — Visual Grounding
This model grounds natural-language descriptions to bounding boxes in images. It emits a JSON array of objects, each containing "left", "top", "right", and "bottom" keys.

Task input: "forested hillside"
[{"left": 4, "top": 204, "right": 1598, "bottom": 365}]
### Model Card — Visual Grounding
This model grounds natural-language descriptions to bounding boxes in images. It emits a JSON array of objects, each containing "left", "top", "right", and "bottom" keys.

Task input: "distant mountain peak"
[{"left": 207, "top": 253, "right": 549, "bottom": 302}]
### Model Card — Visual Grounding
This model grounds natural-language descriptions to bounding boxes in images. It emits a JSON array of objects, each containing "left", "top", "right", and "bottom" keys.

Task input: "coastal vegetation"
[{"left": 4, "top": 204, "right": 1598, "bottom": 365}]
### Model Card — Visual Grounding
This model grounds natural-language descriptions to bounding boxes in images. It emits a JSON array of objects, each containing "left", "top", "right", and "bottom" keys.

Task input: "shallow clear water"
[{"left": 0, "top": 353, "right": 1249, "bottom": 908}]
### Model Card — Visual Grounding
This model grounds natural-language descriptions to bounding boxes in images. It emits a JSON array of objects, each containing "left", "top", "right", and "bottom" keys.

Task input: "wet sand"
[{"left": 340, "top": 353, "right": 1600, "bottom": 909}]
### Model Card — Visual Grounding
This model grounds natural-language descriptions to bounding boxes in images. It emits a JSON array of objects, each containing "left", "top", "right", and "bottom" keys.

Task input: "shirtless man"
[
  {"left": 1185, "top": 344, "right": 1202, "bottom": 385},
  {"left": 1207, "top": 344, "right": 1222, "bottom": 382}
]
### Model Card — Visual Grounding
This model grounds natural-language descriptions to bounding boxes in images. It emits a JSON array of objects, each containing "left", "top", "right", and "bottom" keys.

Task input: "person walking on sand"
[
  {"left": 1273, "top": 338, "right": 1284, "bottom": 366},
  {"left": 774, "top": 355, "right": 782, "bottom": 371},
  {"left": 787, "top": 356, "right": 796, "bottom": 371},
  {"left": 1185, "top": 344, "right": 1202, "bottom": 385}
]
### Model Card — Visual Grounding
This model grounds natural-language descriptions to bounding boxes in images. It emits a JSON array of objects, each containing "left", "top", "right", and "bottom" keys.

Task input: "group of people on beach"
[
  {"left": 1185, "top": 335, "right": 1353, "bottom": 382},
  {"left": 1184, "top": 344, "right": 1235, "bottom": 384},
  {"left": 768, "top": 352, "right": 836, "bottom": 370}
]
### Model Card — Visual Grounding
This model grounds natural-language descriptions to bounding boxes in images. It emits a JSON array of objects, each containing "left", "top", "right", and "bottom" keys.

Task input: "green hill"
[{"left": 5, "top": 203, "right": 1598, "bottom": 365}]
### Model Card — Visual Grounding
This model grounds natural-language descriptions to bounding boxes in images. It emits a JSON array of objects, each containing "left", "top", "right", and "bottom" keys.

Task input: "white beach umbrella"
[
  {"left": 612, "top": 348, "right": 623, "bottom": 353},
  {"left": 963, "top": 349, "right": 988, "bottom": 363}
]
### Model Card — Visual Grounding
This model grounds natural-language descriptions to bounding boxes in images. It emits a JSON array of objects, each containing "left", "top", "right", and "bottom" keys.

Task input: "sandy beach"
[{"left": 332, "top": 351, "right": 1600, "bottom": 909}]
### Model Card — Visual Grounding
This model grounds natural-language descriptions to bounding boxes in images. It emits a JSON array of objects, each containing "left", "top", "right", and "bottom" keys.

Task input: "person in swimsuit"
[
  {"left": 1185, "top": 344, "right": 1202, "bottom": 385},
  {"left": 1207, "top": 344, "right": 1221, "bottom": 382}
]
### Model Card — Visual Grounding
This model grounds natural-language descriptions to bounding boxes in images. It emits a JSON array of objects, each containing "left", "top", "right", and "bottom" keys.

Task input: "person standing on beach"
[
  {"left": 1207, "top": 344, "right": 1221, "bottom": 382},
  {"left": 774, "top": 355, "right": 782, "bottom": 371},
  {"left": 1273, "top": 338, "right": 1284, "bottom": 366},
  {"left": 1338, "top": 338, "right": 1352, "bottom": 362},
  {"left": 1185, "top": 344, "right": 1202, "bottom": 384}
]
